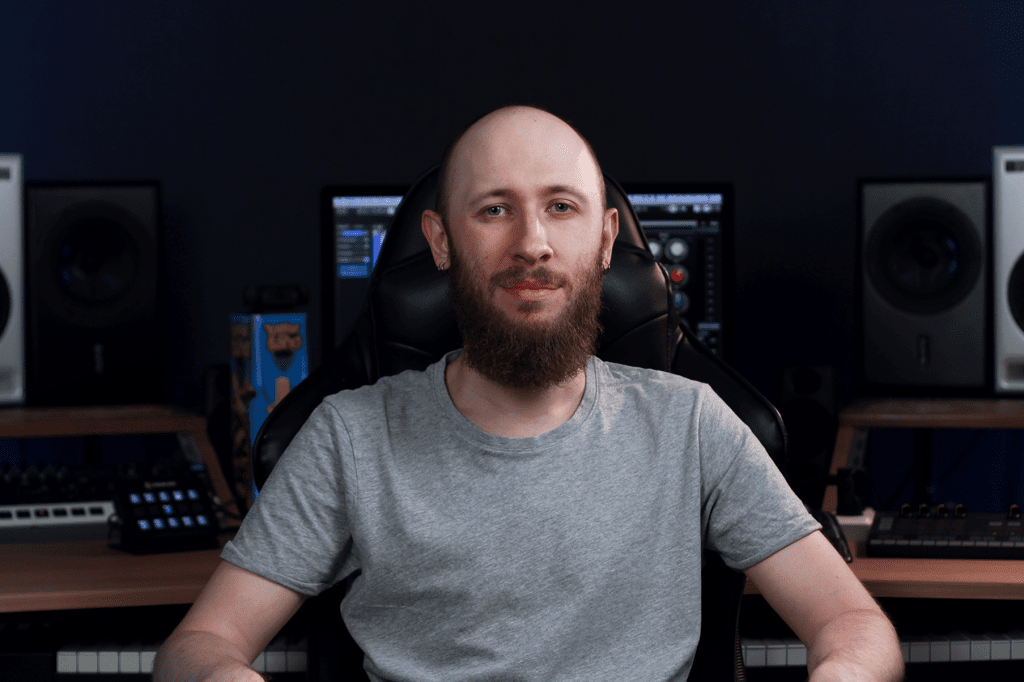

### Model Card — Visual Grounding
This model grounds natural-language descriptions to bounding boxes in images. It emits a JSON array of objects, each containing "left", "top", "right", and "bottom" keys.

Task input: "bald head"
[{"left": 436, "top": 106, "right": 606, "bottom": 225}]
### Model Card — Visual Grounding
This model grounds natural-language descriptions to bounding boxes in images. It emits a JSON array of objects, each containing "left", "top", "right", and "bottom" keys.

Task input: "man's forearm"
[
  {"left": 153, "top": 630, "right": 265, "bottom": 682},
  {"left": 807, "top": 608, "right": 904, "bottom": 682}
]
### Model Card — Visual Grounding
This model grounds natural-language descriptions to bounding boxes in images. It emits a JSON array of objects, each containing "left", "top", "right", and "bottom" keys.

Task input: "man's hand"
[{"left": 744, "top": 532, "right": 904, "bottom": 682}]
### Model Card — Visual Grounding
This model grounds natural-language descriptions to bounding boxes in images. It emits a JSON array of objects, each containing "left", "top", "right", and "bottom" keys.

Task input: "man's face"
[{"left": 423, "top": 107, "right": 619, "bottom": 388}]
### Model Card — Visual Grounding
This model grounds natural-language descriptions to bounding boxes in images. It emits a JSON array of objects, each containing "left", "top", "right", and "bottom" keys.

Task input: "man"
[{"left": 154, "top": 106, "right": 903, "bottom": 682}]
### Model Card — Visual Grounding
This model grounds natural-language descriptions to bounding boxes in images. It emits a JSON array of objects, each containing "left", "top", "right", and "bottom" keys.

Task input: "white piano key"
[
  {"left": 287, "top": 637, "right": 308, "bottom": 672},
  {"left": 56, "top": 645, "right": 78, "bottom": 673},
  {"left": 970, "top": 632, "right": 991, "bottom": 661},
  {"left": 140, "top": 646, "right": 158, "bottom": 675},
  {"left": 77, "top": 648, "right": 98, "bottom": 674},
  {"left": 97, "top": 643, "right": 119, "bottom": 673},
  {"left": 989, "top": 632, "right": 1011, "bottom": 661},
  {"left": 786, "top": 639, "right": 808, "bottom": 667},
  {"left": 908, "top": 635, "right": 930, "bottom": 663},
  {"left": 764, "top": 639, "right": 788, "bottom": 667},
  {"left": 120, "top": 643, "right": 142, "bottom": 674},
  {"left": 741, "top": 639, "right": 766, "bottom": 667},
  {"left": 1009, "top": 629, "right": 1024, "bottom": 660},
  {"left": 929, "top": 634, "right": 951, "bottom": 663},
  {"left": 949, "top": 631, "right": 971, "bottom": 662}
]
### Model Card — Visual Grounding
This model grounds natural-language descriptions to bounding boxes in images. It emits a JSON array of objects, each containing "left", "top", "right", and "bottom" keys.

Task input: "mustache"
[{"left": 489, "top": 264, "right": 570, "bottom": 291}]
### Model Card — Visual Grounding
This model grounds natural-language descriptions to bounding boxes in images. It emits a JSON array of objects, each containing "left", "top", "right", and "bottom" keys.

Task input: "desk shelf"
[
  {"left": 0, "top": 404, "right": 241, "bottom": 525},
  {"left": 0, "top": 406, "right": 241, "bottom": 614},
  {"left": 804, "top": 398, "right": 1024, "bottom": 601}
]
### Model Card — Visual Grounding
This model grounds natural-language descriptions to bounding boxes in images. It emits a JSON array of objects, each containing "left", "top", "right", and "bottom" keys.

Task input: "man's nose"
[{"left": 512, "top": 210, "right": 553, "bottom": 264}]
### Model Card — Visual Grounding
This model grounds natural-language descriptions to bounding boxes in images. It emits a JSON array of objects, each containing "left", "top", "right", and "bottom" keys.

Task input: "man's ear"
[
  {"left": 601, "top": 207, "right": 619, "bottom": 270},
  {"left": 421, "top": 209, "right": 451, "bottom": 269}
]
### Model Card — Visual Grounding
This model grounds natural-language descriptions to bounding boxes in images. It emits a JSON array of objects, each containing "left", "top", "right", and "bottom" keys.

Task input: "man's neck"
[{"left": 443, "top": 353, "right": 588, "bottom": 438}]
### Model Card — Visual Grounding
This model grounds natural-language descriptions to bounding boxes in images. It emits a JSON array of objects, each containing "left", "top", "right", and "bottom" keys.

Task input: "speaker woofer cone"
[
  {"left": 37, "top": 200, "right": 155, "bottom": 327},
  {"left": 54, "top": 217, "right": 140, "bottom": 305},
  {"left": 865, "top": 197, "right": 981, "bottom": 315}
]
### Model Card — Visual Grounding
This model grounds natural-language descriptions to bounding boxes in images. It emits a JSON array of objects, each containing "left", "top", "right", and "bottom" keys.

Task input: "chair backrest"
[{"left": 252, "top": 167, "right": 788, "bottom": 682}]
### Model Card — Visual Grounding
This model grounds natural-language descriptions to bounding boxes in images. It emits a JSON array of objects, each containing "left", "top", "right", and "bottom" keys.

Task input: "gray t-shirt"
[{"left": 222, "top": 351, "right": 819, "bottom": 682}]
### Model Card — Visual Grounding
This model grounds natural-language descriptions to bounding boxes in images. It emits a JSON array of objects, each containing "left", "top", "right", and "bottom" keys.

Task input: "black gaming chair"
[{"left": 252, "top": 167, "right": 788, "bottom": 682}]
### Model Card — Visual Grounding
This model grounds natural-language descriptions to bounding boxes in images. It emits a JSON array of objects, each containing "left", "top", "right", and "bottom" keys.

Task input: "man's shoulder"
[
  {"left": 321, "top": 363, "right": 436, "bottom": 414},
  {"left": 594, "top": 357, "right": 708, "bottom": 397}
]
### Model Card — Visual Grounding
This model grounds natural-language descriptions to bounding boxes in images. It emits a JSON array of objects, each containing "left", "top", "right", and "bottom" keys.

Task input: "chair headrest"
[{"left": 365, "top": 167, "right": 678, "bottom": 381}]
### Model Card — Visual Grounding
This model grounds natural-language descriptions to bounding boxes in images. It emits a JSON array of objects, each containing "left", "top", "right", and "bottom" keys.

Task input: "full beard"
[{"left": 447, "top": 244, "right": 606, "bottom": 391}]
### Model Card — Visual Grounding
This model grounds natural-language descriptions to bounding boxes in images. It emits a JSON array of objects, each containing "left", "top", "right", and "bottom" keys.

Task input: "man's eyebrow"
[
  {"left": 542, "top": 185, "right": 590, "bottom": 203},
  {"left": 467, "top": 188, "right": 514, "bottom": 205},
  {"left": 467, "top": 185, "right": 591, "bottom": 206}
]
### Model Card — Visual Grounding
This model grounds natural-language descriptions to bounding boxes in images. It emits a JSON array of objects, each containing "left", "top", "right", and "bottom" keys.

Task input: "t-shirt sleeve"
[
  {"left": 220, "top": 400, "right": 359, "bottom": 596},
  {"left": 696, "top": 384, "right": 821, "bottom": 570}
]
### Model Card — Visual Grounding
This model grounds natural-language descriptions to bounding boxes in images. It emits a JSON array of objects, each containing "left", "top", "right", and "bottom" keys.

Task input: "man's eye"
[
  {"left": 552, "top": 202, "right": 572, "bottom": 213},
  {"left": 484, "top": 206, "right": 506, "bottom": 216}
]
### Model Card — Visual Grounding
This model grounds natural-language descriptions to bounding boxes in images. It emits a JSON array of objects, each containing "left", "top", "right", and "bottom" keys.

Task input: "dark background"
[{"left": 2, "top": 0, "right": 1021, "bottom": 412}]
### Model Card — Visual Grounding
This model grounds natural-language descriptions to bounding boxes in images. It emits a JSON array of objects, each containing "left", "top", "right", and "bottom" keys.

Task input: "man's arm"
[
  {"left": 153, "top": 560, "right": 307, "bottom": 682},
  {"left": 744, "top": 531, "right": 904, "bottom": 682}
]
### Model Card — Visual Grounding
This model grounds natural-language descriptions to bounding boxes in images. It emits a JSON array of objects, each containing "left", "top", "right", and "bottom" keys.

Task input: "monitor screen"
[
  {"left": 624, "top": 184, "right": 734, "bottom": 361},
  {"left": 321, "top": 186, "right": 407, "bottom": 354}
]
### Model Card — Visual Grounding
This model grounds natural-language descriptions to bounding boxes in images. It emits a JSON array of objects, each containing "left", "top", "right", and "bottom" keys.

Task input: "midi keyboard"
[{"left": 867, "top": 504, "right": 1024, "bottom": 559}]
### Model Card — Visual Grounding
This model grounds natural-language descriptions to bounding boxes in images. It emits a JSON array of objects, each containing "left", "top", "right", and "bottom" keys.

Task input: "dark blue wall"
[{"left": 2, "top": 1, "right": 1021, "bottom": 409}]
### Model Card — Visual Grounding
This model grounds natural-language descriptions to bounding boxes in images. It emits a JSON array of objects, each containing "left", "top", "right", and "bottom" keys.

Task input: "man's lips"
[{"left": 507, "top": 280, "right": 558, "bottom": 290}]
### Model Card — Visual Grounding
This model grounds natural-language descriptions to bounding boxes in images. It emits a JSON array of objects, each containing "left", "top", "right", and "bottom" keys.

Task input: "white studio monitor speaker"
[
  {"left": 0, "top": 154, "right": 24, "bottom": 404},
  {"left": 994, "top": 146, "right": 1024, "bottom": 393}
]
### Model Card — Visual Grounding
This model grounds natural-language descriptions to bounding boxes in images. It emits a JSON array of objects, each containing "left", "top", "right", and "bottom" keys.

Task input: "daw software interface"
[
  {"left": 321, "top": 188, "right": 405, "bottom": 353},
  {"left": 626, "top": 185, "right": 733, "bottom": 360}
]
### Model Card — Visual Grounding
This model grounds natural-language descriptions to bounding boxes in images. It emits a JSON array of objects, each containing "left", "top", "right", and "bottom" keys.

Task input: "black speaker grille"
[{"left": 865, "top": 197, "right": 982, "bottom": 315}]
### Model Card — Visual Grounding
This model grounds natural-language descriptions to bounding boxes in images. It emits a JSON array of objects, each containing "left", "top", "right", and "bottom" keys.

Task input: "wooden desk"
[
  {"left": 0, "top": 536, "right": 229, "bottom": 613},
  {"left": 746, "top": 555, "right": 1024, "bottom": 600},
  {"left": 792, "top": 398, "right": 1024, "bottom": 601},
  {"left": 0, "top": 406, "right": 242, "bottom": 614}
]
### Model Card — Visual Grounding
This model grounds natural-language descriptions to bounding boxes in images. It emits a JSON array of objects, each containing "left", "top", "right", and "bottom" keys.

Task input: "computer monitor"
[
  {"left": 623, "top": 183, "right": 734, "bottom": 361},
  {"left": 320, "top": 186, "right": 407, "bottom": 354}
]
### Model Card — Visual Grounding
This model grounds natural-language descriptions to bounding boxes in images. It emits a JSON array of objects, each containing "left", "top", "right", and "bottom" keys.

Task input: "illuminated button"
[
  {"left": 163, "top": 504, "right": 175, "bottom": 515},
  {"left": 173, "top": 490, "right": 184, "bottom": 502},
  {"left": 153, "top": 518, "right": 165, "bottom": 529},
  {"left": 670, "top": 267, "right": 689, "bottom": 285},
  {"left": 182, "top": 516, "right": 194, "bottom": 527},
  {"left": 158, "top": 492, "right": 170, "bottom": 502},
  {"left": 129, "top": 494, "right": 142, "bottom": 505},
  {"left": 197, "top": 515, "right": 209, "bottom": 527},
  {"left": 673, "top": 292, "right": 690, "bottom": 313},
  {"left": 187, "top": 490, "right": 200, "bottom": 500},
  {"left": 167, "top": 517, "right": 180, "bottom": 528},
  {"left": 648, "top": 240, "right": 663, "bottom": 260},
  {"left": 137, "top": 520, "right": 151, "bottom": 531},
  {"left": 143, "top": 493, "right": 156, "bottom": 504},
  {"left": 667, "top": 239, "right": 689, "bottom": 261}
]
